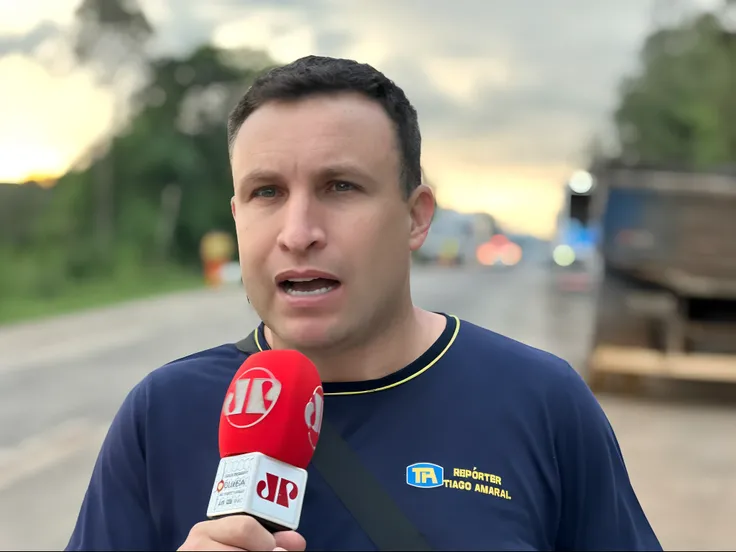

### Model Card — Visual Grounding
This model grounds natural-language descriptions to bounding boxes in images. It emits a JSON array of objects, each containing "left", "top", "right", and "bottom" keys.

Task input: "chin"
[{"left": 275, "top": 317, "right": 345, "bottom": 350}]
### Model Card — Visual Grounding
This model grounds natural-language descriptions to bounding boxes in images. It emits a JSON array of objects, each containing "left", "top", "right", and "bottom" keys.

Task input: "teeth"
[
  {"left": 285, "top": 285, "right": 335, "bottom": 296},
  {"left": 287, "top": 278, "right": 318, "bottom": 282}
]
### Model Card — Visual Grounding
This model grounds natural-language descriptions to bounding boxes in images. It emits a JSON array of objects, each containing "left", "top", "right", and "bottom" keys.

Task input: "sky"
[{"left": 0, "top": 0, "right": 723, "bottom": 237}]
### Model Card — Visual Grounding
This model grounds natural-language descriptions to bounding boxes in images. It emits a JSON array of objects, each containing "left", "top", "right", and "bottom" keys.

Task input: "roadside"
[{"left": 0, "top": 267, "right": 204, "bottom": 327}]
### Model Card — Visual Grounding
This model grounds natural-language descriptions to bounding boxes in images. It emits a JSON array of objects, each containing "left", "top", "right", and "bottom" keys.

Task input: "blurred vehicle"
[
  {"left": 585, "top": 161, "right": 736, "bottom": 389},
  {"left": 551, "top": 170, "right": 600, "bottom": 292},
  {"left": 476, "top": 233, "right": 523, "bottom": 268},
  {"left": 417, "top": 208, "right": 486, "bottom": 265}
]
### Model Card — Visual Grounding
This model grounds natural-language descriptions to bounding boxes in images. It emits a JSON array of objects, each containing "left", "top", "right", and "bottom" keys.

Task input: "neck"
[{"left": 263, "top": 305, "right": 446, "bottom": 384}]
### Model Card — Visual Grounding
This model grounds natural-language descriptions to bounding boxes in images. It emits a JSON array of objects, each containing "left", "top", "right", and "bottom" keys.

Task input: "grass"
[{"left": 0, "top": 266, "right": 205, "bottom": 327}]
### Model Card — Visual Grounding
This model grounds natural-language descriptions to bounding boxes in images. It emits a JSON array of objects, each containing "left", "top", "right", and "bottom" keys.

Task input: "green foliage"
[
  {"left": 0, "top": 0, "right": 277, "bottom": 323},
  {"left": 613, "top": 9, "right": 736, "bottom": 168}
]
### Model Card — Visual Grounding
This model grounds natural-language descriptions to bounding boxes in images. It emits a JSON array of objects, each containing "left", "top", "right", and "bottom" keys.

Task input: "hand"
[{"left": 178, "top": 516, "right": 306, "bottom": 551}]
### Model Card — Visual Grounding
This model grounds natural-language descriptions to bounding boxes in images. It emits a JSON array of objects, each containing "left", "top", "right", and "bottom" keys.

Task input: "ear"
[
  {"left": 407, "top": 184, "right": 436, "bottom": 252},
  {"left": 230, "top": 196, "right": 236, "bottom": 219}
]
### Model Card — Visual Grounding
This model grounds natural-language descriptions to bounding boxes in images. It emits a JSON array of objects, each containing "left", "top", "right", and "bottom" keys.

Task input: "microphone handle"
[
  {"left": 258, "top": 516, "right": 287, "bottom": 534},
  {"left": 217, "top": 511, "right": 289, "bottom": 534}
]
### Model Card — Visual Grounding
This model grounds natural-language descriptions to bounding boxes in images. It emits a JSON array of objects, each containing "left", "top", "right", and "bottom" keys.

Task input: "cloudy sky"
[{"left": 0, "top": 0, "right": 722, "bottom": 236}]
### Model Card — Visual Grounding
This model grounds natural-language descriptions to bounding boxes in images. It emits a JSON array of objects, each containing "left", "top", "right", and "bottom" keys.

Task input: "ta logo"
[{"left": 406, "top": 462, "right": 444, "bottom": 488}]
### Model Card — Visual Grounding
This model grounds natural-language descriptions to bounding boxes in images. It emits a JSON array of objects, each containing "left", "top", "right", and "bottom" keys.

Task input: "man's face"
[{"left": 229, "top": 92, "right": 434, "bottom": 351}]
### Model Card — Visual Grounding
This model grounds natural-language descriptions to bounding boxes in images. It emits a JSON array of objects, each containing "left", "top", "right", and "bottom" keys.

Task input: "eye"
[
  {"left": 252, "top": 186, "right": 279, "bottom": 199},
  {"left": 331, "top": 181, "right": 356, "bottom": 192}
]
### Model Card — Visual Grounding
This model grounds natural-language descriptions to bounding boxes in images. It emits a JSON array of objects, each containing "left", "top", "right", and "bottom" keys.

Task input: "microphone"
[{"left": 206, "top": 349, "right": 324, "bottom": 532}]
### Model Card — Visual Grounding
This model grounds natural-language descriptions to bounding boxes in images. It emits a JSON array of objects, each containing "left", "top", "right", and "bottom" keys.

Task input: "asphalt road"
[{"left": 0, "top": 264, "right": 734, "bottom": 550}]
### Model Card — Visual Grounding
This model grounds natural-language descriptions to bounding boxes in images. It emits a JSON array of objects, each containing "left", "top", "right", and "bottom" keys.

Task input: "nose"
[{"left": 276, "top": 193, "right": 326, "bottom": 254}]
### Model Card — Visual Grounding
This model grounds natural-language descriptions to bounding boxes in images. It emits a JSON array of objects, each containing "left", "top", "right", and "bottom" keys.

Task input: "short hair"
[{"left": 227, "top": 55, "right": 422, "bottom": 198}]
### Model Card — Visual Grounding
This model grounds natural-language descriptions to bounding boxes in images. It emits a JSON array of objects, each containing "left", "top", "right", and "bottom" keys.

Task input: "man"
[{"left": 66, "top": 55, "right": 661, "bottom": 551}]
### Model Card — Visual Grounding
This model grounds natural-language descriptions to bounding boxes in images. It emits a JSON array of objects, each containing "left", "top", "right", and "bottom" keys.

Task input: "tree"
[
  {"left": 72, "top": 0, "right": 153, "bottom": 85},
  {"left": 0, "top": 1, "right": 279, "bottom": 313},
  {"left": 70, "top": 0, "right": 155, "bottom": 262},
  {"left": 55, "top": 0, "right": 277, "bottom": 268},
  {"left": 613, "top": 9, "right": 736, "bottom": 169},
  {"left": 113, "top": 45, "right": 276, "bottom": 263},
  {"left": 48, "top": 43, "right": 276, "bottom": 267}
]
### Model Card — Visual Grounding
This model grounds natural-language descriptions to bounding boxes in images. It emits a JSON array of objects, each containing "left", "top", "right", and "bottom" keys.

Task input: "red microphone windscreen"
[{"left": 219, "top": 349, "right": 324, "bottom": 469}]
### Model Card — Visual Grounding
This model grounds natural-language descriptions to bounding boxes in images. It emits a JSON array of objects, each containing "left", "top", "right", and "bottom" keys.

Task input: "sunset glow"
[{"left": 0, "top": 53, "right": 114, "bottom": 183}]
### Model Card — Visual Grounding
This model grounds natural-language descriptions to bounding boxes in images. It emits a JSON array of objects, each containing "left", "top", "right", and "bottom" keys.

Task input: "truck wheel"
[
  {"left": 585, "top": 266, "right": 673, "bottom": 393},
  {"left": 587, "top": 369, "right": 645, "bottom": 396},
  {"left": 586, "top": 368, "right": 609, "bottom": 393}
]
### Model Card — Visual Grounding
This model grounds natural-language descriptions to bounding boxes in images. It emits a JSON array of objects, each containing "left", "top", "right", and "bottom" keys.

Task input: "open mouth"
[{"left": 278, "top": 277, "right": 341, "bottom": 297}]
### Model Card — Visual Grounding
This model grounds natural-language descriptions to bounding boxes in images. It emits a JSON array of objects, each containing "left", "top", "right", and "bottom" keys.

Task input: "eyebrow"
[
  {"left": 317, "top": 162, "right": 374, "bottom": 183},
  {"left": 237, "top": 162, "right": 374, "bottom": 189},
  {"left": 237, "top": 169, "right": 283, "bottom": 189}
]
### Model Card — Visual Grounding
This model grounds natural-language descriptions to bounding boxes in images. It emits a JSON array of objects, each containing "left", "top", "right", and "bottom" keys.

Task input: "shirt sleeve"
[
  {"left": 554, "top": 366, "right": 662, "bottom": 551},
  {"left": 65, "top": 377, "right": 163, "bottom": 551}
]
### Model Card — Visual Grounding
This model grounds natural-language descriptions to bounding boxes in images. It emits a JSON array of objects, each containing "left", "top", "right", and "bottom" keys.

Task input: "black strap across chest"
[{"left": 234, "top": 333, "right": 432, "bottom": 551}]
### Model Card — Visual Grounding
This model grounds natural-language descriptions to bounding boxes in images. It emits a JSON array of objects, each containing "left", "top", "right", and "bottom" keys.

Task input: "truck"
[
  {"left": 417, "top": 209, "right": 499, "bottom": 266},
  {"left": 584, "top": 161, "right": 736, "bottom": 390}
]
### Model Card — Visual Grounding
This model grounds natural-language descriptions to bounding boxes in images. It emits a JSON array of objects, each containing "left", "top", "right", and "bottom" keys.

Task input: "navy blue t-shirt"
[{"left": 65, "top": 313, "right": 661, "bottom": 551}]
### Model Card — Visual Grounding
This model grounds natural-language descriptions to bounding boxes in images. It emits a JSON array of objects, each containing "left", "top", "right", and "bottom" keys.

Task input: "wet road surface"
[{"left": 0, "top": 264, "right": 733, "bottom": 550}]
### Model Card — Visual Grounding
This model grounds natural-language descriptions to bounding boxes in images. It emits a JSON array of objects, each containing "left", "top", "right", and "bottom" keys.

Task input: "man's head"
[{"left": 228, "top": 55, "right": 435, "bottom": 352}]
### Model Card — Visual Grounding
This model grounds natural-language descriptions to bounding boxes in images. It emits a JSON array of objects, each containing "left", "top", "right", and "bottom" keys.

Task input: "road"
[{"left": 0, "top": 264, "right": 734, "bottom": 550}]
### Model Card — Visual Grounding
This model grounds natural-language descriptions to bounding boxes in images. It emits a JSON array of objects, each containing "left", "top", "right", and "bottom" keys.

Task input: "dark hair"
[{"left": 227, "top": 55, "right": 422, "bottom": 198}]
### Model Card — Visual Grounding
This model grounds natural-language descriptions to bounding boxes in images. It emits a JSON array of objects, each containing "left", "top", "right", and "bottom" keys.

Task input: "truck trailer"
[{"left": 585, "top": 161, "right": 736, "bottom": 389}]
